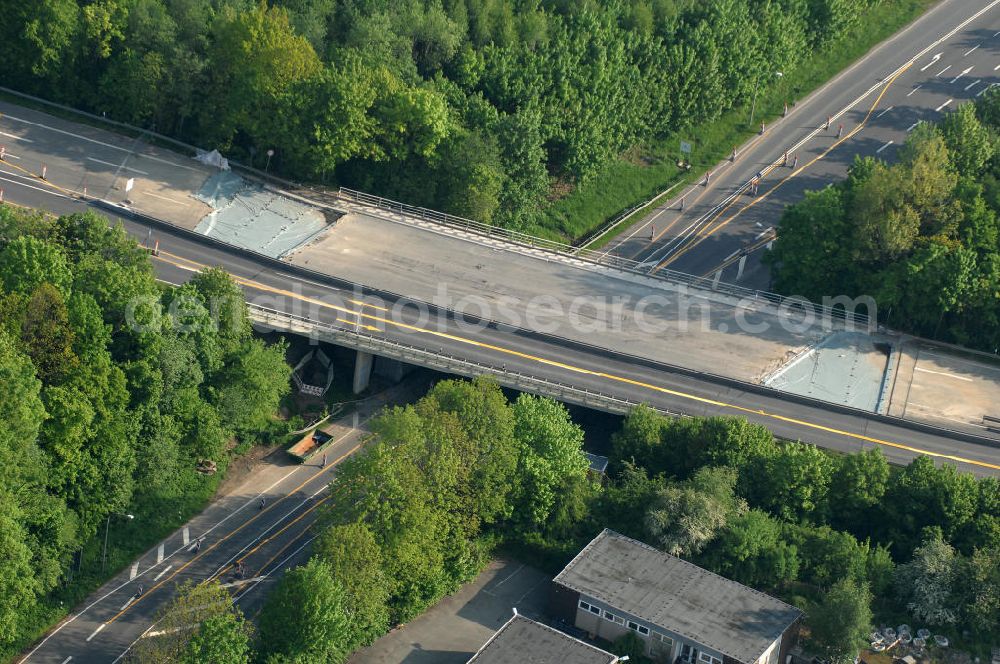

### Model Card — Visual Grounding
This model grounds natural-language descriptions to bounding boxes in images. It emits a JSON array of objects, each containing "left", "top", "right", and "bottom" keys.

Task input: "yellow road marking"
[
  {"left": 156, "top": 249, "right": 386, "bottom": 314},
  {"left": 336, "top": 317, "right": 381, "bottom": 332},
  {"left": 655, "top": 62, "right": 913, "bottom": 271},
  {"left": 632, "top": 130, "right": 774, "bottom": 259},
  {"left": 215, "top": 496, "right": 331, "bottom": 581},
  {"left": 106, "top": 441, "right": 363, "bottom": 624},
  {"left": 0, "top": 151, "right": 79, "bottom": 198},
  {"left": 150, "top": 250, "right": 1000, "bottom": 472},
  {"left": 699, "top": 231, "right": 777, "bottom": 278},
  {"left": 248, "top": 526, "right": 316, "bottom": 579}
]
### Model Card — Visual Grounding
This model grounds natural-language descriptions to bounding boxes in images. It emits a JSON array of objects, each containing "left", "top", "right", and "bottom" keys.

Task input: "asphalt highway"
[{"left": 606, "top": 0, "right": 1000, "bottom": 288}]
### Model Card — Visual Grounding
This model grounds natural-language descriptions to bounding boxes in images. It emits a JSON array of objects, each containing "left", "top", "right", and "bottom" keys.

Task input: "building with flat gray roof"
[
  {"left": 466, "top": 613, "right": 620, "bottom": 664},
  {"left": 551, "top": 529, "right": 802, "bottom": 664}
]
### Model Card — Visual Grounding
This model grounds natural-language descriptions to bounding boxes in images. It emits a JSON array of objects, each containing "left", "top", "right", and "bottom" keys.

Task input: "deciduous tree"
[
  {"left": 257, "top": 558, "right": 353, "bottom": 664},
  {"left": 807, "top": 578, "right": 873, "bottom": 664}
]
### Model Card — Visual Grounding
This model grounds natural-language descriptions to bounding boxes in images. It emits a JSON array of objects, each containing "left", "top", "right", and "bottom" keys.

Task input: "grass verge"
[{"left": 528, "top": 0, "right": 938, "bottom": 245}]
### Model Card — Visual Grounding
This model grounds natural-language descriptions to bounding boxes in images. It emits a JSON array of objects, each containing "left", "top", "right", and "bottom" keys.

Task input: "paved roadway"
[
  {"left": 2, "top": 173, "right": 998, "bottom": 479},
  {"left": 605, "top": 0, "right": 1000, "bottom": 288},
  {"left": 17, "top": 399, "right": 399, "bottom": 664}
]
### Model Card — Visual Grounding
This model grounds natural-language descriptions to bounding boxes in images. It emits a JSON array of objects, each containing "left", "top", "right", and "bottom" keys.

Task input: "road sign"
[
  {"left": 125, "top": 177, "right": 134, "bottom": 193},
  {"left": 680, "top": 140, "right": 692, "bottom": 154}
]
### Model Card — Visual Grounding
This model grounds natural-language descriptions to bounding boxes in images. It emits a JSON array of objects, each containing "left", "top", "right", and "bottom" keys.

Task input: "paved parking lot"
[{"left": 350, "top": 558, "right": 551, "bottom": 664}]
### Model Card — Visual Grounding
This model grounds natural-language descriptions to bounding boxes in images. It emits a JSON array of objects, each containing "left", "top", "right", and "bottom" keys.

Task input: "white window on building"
[
  {"left": 604, "top": 610, "right": 624, "bottom": 625},
  {"left": 578, "top": 600, "right": 600, "bottom": 615},
  {"left": 655, "top": 632, "right": 674, "bottom": 647},
  {"left": 626, "top": 621, "right": 650, "bottom": 637},
  {"left": 699, "top": 652, "right": 722, "bottom": 664},
  {"left": 579, "top": 600, "right": 590, "bottom": 611}
]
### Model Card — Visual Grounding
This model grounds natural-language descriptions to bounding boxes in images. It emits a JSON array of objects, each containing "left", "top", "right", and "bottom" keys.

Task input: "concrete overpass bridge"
[{"left": 2, "top": 91, "right": 1000, "bottom": 476}]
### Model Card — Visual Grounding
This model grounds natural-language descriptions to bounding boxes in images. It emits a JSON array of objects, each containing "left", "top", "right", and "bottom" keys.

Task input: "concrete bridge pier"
[
  {"left": 374, "top": 357, "right": 415, "bottom": 383},
  {"left": 352, "top": 350, "right": 374, "bottom": 394}
]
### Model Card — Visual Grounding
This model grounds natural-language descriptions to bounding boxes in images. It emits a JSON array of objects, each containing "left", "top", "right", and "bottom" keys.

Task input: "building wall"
[
  {"left": 755, "top": 636, "right": 780, "bottom": 664},
  {"left": 555, "top": 583, "right": 796, "bottom": 664},
  {"left": 776, "top": 618, "right": 801, "bottom": 664},
  {"left": 549, "top": 582, "right": 581, "bottom": 625},
  {"left": 573, "top": 592, "right": 726, "bottom": 664}
]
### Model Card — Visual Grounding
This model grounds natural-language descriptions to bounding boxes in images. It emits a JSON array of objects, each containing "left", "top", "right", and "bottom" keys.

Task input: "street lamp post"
[
  {"left": 748, "top": 71, "right": 783, "bottom": 128},
  {"left": 265, "top": 148, "right": 274, "bottom": 175},
  {"left": 103, "top": 512, "right": 134, "bottom": 571}
]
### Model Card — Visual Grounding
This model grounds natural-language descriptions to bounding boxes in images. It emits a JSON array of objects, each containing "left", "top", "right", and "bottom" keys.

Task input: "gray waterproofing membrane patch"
[
  {"left": 765, "top": 331, "right": 889, "bottom": 411},
  {"left": 193, "top": 171, "right": 328, "bottom": 258}
]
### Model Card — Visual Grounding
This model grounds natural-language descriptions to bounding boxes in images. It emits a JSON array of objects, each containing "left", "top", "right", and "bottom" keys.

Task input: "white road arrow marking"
[
  {"left": 949, "top": 65, "right": 974, "bottom": 83},
  {"left": 920, "top": 53, "right": 942, "bottom": 71}
]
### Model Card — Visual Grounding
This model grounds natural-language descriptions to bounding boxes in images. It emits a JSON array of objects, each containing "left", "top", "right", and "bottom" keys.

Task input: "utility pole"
[{"left": 103, "top": 513, "right": 134, "bottom": 571}]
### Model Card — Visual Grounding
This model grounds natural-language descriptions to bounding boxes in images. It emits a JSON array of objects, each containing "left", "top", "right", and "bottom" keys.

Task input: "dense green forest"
[
  {"left": 0, "top": 0, "right": 891, "bottom": 235},
  {"left": 146, "top": 380, "right": 1000, "bottom": 664},
  {"left": 767, "top": 92, "right": 1000, "bottom": 352},
  {"left": 0, "top": 205, "right": 291, "bottom": 657}
]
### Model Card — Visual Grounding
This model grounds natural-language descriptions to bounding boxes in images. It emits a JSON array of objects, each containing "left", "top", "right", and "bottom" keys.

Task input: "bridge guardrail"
[
  {"left": 245, "top": 300, "right": 1000, "bottom": 453},
  {"left": 246, "top": 303, "right": 678, "bottom": 418}
]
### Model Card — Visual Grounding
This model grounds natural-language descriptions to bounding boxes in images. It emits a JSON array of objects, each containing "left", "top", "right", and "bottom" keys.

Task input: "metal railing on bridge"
[{"left": 246, "top": 303, "right": 676, "bottom": 418}]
